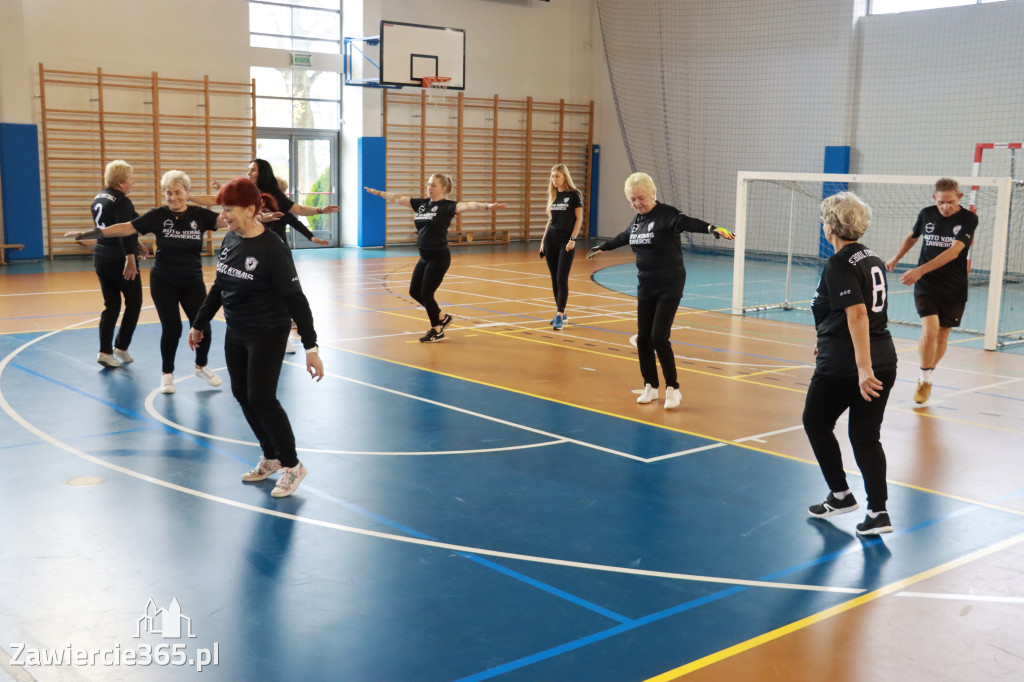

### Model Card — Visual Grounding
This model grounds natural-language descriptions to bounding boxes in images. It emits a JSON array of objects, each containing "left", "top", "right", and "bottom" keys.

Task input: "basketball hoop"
[{"left": 421, "top": 76, "right": 451, "bottom": 105}]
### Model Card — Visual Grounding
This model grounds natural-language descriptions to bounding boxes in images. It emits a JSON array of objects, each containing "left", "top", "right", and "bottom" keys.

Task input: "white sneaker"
[
  {"left": 97, "top": 352, "right": 120, "bottom": 368},
  {"left": 664, "top": 386, "right": 681, "bottom": 409},
  {"left": 636, "top": 384, "right": 658, "bottom": 404},
  {"left": 271, "top": 462, "right": 307, "bottom": 497},
  {"left": 195, "top": 365, "right": 222, "bottom": 387},
  {"left": 113, "top": 348, "right": 133, "bottom": 363},
  {"left": 241, "top": 456, "right": 282, "bottom": 482},
  {"left": 160, "top": 373, "right": 175, "bottom": 394}
]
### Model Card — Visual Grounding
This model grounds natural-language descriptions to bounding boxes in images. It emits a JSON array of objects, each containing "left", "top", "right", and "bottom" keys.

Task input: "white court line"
[
  {"left": 0, "top": 325, "right": 863, "bottom": 595},
  {"left": 143, "top": 369, "right": 570, "bottom": 456},
  {"left": 644, "top": 443, "right": 727, "bottom": 462},
  {"left": 735, "top": 424, "right": 805, "bottom": 444},
  {"left": 895, "top": 591, "right": 1024, "bottom": 605},
  {"left": 924, "top": 376, "right": 1024, "bottom": 405}
]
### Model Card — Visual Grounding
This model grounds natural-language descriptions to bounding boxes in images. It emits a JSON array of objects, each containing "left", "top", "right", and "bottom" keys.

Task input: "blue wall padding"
[
  {"left": 0, "top": 123, "right": 45, "bottom": 259},
  {"left": 819, "top": 145, "right": 851, "bottom": 258},
  {"left": 358, "top": 137, "right": 386, "bottom": 247}
]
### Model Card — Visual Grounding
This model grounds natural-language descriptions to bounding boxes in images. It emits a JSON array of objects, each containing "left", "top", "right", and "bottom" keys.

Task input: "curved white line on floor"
[
  {"left": 143, "top": 373, "right": 567, "bottom": 456},
  {"left": 0, "top": 323, "right": 862, "bottom": 595}
]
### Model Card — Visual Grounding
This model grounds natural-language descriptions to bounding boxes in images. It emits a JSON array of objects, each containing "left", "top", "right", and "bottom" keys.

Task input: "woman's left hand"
[
  {"left": 257, "top": 211, "right": 284, "bottom": 223},
  {"left": 857, "top": 367, "right": 883, "bottom": 401},
  {"left": 306, "top": 351, "right": 324, "bottom": 382},
  {"left": 319, "top": 205, "right": 340, "bottom": 215},
  {"left": 565, "top": 240, "right": 576, "bottom": 252},
  {"left": 312, "top": 237, "right": 329, "bottom": 246}
]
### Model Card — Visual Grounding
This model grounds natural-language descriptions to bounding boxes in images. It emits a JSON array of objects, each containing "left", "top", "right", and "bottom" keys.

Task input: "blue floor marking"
[
  {"left": 8, "top": 344, "right": 633, "bottom": 626},
  {"left": 456, "top": 586, "right": 749, "bottom": 682}
]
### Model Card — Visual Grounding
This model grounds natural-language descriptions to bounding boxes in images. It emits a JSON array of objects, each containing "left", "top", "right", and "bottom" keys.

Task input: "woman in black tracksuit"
[
  {"left": 364, "top": 174, "right": 506, "bottom": 342},
  {"left": 538, "top": 164, "right": 584, "bottom": 331},
  {"left": 68, "top": 170, "right": 223, "bottom": 395},
  {"left": 587, "top": 172, "right": 734, "bottom": 409},
  {"left": 188, "top": 177, "right": 324, "bottom": 499},
  {"left": 804, "top": 191, "right": 898, "bottom": 536},
  {"left": 89, "top": 160, "right": 142, "bottom": 368}
]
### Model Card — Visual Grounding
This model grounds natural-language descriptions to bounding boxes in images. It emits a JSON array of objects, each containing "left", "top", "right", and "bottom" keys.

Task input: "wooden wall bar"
[
  {"left": 39, "top": 64, "right": 256, "bottom": 258},
  {"left": 383, "top": 89, "right": 593, "bottom": 246}
]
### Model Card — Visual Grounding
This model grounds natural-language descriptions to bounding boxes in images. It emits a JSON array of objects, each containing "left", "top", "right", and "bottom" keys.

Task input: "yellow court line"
[
  {"left": 644, "top": 529, "right": 1024, "bottom": 681},
  {"left": 329, "top": 342, "right": 1024, "bottom": 518}
]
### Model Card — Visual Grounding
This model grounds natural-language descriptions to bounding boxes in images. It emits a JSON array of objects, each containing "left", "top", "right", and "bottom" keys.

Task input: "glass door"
[{"left": 255, "top": 130, "right": 339, "bottom": 248}]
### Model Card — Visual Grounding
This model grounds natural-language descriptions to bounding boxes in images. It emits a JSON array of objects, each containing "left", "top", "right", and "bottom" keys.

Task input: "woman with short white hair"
[
  {"left": 588, "top": 172, "right": 734, "bottom": 409},
  {"left": 67, "top": 170, "right": 225, "bottom": 394}
]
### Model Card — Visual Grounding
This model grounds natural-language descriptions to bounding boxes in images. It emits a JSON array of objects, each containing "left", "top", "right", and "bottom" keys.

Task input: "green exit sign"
[{"left": 290, "top": 53, "right": 313, "bottom": 67}]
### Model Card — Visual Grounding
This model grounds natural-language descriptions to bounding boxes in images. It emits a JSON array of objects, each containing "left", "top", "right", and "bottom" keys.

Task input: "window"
[
  {"left": 252, "top": 67, "right": 340, "bottom": 129},
  {"left": 870, "top": 0, "right": 1006, "bottom": 15},
  {"left": 249, "top": 0, "right": 341, "bottom": 53}
]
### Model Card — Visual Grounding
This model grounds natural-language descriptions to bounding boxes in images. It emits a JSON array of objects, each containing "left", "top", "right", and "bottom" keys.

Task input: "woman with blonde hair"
[
  {"left": 587, "top": 172, "right": 733, "bottom": 409},
  {"left": 365, "top": 174, "right": 506, "bottom": 342},
  {"left": 88, "top": 160, "right": 143, "bottom": 368},
  {"left": 804, "top": 191, "right": 897, "bottom": 535},
  {"left": 67, "top": 170, "right": 225, "bottom": 394},
  {"left": 538, "top": 164, "right": 583, "bottom": 330}
]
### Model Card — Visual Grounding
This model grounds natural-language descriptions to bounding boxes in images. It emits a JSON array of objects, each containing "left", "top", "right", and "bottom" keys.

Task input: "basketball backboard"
[{"left": 380, "top": 21, "right": 465, "bottom": 90}]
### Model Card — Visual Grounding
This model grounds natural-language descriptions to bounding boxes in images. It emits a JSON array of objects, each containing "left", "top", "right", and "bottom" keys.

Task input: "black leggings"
[
  {"left": 409, "top": 248, "right": 451, "bottom": 327},
  {"left": 149, "top": 273, "right": 210, "bottom": 374},
  {"left": 225, "top": 326, "right": 298, "bottom": 468},
  {"left": 94, "top": 254, "right": 143, "bottom": 354},
  {"left": 543, "top": 231, "right": 576, "bottom": 312},
  {"left": 802, "top": 367, "right": 897, "bottom": 512},
  {"left": 636, "top": 294, "right": 681, "bottom": 389}
]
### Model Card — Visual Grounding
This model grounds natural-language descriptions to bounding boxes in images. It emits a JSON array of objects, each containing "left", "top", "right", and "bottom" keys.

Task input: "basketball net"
[{"left": 421, "top": 76, "right": 451, "bottom": 105}]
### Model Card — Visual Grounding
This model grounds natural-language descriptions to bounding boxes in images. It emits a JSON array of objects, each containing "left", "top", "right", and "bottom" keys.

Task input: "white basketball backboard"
[{"left": 380, "top": 21, "right": 466, "bottom": 90}]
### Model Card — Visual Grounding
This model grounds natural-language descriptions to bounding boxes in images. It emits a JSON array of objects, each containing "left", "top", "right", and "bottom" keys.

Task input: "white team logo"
[
  {"left": 647, "top": 221, "right": 655, "bottom": 232},
  {"left": 244, "top": 257, "right": 258, "bottom": 272},
  {"left": 219, "top": 246, "right": 230, "bottom": 261},
  {"left": 953, "top": 225, "right": 961, "bottom": 235},
  {"left": 417, "top": 205, "right": 426, "bottom": 213},
  {"left": 163, "top": 219, "right": 174, "bottom": 229},
  {"left": 430, "top": 206, "right": 438, "bottom": 213},
  {"left": 190, "top": 221, "right": 198, "bottom": 230},
  {"left": 924, "top": 222, "right": 935, "bottom": 234},
  {"left": 563, "top": 197, "right": 570, "bottom": 203}
]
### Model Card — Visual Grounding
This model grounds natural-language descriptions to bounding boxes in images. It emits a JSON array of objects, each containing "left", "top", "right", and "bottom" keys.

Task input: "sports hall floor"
[{"left": 2, "top": 244, "right": 1023, "bottom": 681}]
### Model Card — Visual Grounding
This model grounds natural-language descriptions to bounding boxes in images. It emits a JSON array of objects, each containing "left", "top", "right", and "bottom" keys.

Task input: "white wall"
[{"left": 4, "top": 0, "right": 630, "bottom": 247}]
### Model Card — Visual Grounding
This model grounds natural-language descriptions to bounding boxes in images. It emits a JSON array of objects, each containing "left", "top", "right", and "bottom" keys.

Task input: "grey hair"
[{"left": 820, "top": 191, "right": 871, "bottom": 241}]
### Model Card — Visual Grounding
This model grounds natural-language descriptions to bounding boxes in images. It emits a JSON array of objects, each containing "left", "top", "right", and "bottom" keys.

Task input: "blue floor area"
[
  {"left": 4, "top": 323, "right": 1024, "bottom": 680},
  {"left": 593, "top": 251, "right": 1024, "bottom": 354}
]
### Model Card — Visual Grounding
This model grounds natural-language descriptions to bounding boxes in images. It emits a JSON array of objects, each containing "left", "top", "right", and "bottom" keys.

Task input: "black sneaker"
[
  {"left": 856, "top": 512, "right": 893, "bottom": 536},
  {"left": 439, "top": 314, "right": 453, "bottom": 332},
  {"left": 808, "top": 492, "right": 859, "bottom": 517},
  {"left": 419, "top": 329, "right": 445, "bottom": 343}
]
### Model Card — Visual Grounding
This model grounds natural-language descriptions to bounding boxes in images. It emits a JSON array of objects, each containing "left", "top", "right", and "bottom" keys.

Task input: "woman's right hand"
[
  {"left": 188, "top": 328, "right": 204, "bottom": 351},
  {"left": 65, "top": 230, "right": 84, "bottom": 240},
  {"left": 210, "top": 180, "right": 221, "bottom": 191}
]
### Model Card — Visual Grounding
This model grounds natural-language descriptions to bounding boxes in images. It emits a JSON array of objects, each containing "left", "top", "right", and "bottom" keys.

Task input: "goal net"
[{"left": 732, "top": 172, "right": 1021, "bottom": 350}]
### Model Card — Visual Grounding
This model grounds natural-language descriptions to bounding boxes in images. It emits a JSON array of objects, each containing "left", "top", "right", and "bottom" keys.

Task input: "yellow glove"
[{"left": 711, "top": 226, "right": 735, "bottom": 240}]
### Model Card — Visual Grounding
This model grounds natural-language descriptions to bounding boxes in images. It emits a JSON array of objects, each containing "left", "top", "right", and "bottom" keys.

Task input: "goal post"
[{"left": 732, "top": 171, "right": 1014, "bottom": 351}]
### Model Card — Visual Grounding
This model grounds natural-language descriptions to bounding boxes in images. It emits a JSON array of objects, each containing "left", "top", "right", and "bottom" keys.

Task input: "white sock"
[
  {"left": 832, "top": 489, "right": 851, "bottom": 500},
  {"left": 920, "top": 368, "right": 933, "bottom": 383},
  {"left": 867, "top": 509, "right": 885, "bottom": 518}
]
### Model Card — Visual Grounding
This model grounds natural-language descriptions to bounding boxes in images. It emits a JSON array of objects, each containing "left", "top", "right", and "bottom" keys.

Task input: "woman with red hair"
[{"left": 189, "top": 177, "right": 324, "bottom": 498}]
